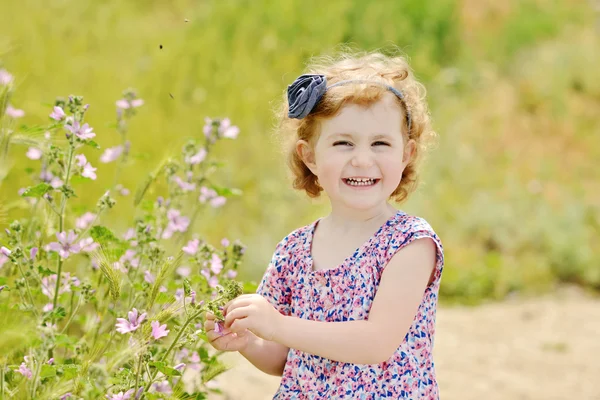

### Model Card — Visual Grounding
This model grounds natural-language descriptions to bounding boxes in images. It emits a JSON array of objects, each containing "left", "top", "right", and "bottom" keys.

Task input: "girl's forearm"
[{"left": 239, "top": 333, "right": 289, "bottom": 376}]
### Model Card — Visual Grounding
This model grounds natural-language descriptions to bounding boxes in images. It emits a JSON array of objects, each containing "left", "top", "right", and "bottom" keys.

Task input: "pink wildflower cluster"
[{"left": 115, "top": 308, "right": 146, "bottom": 334}]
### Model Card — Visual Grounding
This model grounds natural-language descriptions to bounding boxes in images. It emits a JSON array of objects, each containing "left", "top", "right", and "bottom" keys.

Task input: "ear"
[
  {"left": 296, "top": 139, "right": 318, "bottom": 174},
  {"left": 402, "top": 139, "right": 416, "bottom": 165}
]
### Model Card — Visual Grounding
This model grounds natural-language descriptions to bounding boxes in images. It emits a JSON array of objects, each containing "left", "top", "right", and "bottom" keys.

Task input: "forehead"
[{"left": 319, "top": 94, "right": 405, "bottom": 138}]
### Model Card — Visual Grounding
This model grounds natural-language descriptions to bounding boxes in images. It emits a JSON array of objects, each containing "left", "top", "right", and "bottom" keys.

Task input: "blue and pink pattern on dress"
[{"left": 257, "top": 210, "right": 444, "bottom": 399}]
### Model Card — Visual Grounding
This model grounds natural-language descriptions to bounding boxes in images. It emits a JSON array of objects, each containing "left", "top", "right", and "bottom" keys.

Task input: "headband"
[{"left": 287, "top": 74, "right": 412, "bottom": 133}]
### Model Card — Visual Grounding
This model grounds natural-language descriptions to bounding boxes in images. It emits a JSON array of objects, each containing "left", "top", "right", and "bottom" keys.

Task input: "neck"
[{"left": 323, "top": 202, "right": 397, "bottom": 233}]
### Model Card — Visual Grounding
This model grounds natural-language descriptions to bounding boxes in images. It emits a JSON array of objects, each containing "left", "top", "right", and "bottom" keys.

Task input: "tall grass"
[{"left": 1, "top": 0, "right": 598, "bottom": 303}]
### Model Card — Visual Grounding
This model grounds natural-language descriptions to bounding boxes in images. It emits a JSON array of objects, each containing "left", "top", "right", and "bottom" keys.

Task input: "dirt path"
[{"left": 210, "top": 286, "right": 600, "bottom": 399}]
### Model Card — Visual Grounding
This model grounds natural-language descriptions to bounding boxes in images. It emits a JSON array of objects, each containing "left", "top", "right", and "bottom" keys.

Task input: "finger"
[
  {"left": 206, "top": 329, "right": 233, "bottom": 343},
  {"left": 229, "top": 318, "right": 250, "bottom": 334},
  {"left": 225, "top": 298, "right": 253, "bottom": 315},
  {"left": 204, "top": 318, "right": 215, "bottom": 331},
  {"left": 205, "top": 311, "right": 215, "bottom": 320},
  {"left": 214, "top": 332, "right": 249, "bottom": 351},
  {"left": 224, "top": 307, "right": 250, "bottom": 329}
]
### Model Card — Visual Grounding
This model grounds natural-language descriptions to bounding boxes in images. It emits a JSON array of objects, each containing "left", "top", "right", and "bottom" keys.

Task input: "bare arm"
[
  {"left": 273, "top": 238, "right": 436, "bottom": 364},
  {"left": 239, "top": 333, "right": 289, "bottom": 376},
  {"left": 204, "top": 312, "right": 289, "bottom": 376},
  {"left": 225, "top": 238, "right": 437, "bottom": 365}
]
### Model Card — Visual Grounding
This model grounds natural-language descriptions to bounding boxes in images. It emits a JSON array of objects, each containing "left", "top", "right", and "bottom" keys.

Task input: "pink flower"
[
  {"left": 40, "top": 170, "right": 63, "bottom": 188},
  {"left": 182, "top": 239, "right": 199, "bottom": 255},
  {"left": 78, "top": 237, "right": 99, "bottom": 253},
  {"left": 161, "top": 209, "right": 190, "bottom": 239},
  {"left": 173, "top": 363, "right": 185, "bottom": 371},
  {"left": 173, "top": 176, "right": 196, "bottom": 192},
  {"left": 16, "top": 362, "right": 32, "bottom": 379},
  {"left": 123, "top": 228, "right": 135, "bottom": 241},
  {"left": 188, "top": 351, "right": 201, "bottom": 370},
  {"left": 81, "top": 163, "right": 97, "bottom": 180},
  {"left": 203, "top": 118, "right": 214, "bottom": 138},
  {"left": 106, "top": 389, "right": 134, "bottom": 400},
  {"left": 214, "top": 321, "right": 224, "bottom": 336},
  {"left": 65, "top": 121, "right": 95, "bottom": 140},
  {"left": 120, "top": 250, "right": 140, "bottom": 268},
  {"left": 176, "top": 266, "right": 191, "bottom": 277},
  {"left": 49, "top": 106, "right": 66, "bottom": 121},
  {"left": 41, "top": 273, "right": 75, "bottom": 300},
  {"left": 185, "top": 149, "right": 207, "bottom": 165},
  {"left": 221, "top": 238, "right": 230, "bottom": 247},
  {"left": 46, "top": 231, "right": 80, "bottom": 259},
  {"left": 75, "top": 154, "right": 97, "bottom": 180},
  {"left": 6, "top": 105, "right": 25, "bottom": 118},
  {"left": 210, "top": 254, "right": 223, "bottom": 275},
  {"left": 0, "top": 69, "right": 13, "bottom": 85},
  {"left": 218, "top": 118, "right": 239, "bottom": 139},
  {"left": 174, "top": 288, "right": 184, "bottom": 302},
  {"left": 100, "top": 145, "right": 123, "bottom": 163},
  {"left": 0, "top": 253, "right": 9, "bottom": 268},
  {"left": 30, "top": 247, "right": 38, "bottom": 260},
  {"left": 151, "top": 320, "right": 169, "bottom": 340},
  {"left": 152, "top": 381, "right": 172, "bottom": 394},
  {"left": 209, "top": 276, "right": 219, "bottom": 288},
  {"left": 227, "top": 270, "right": 238, "bottom": 279},
  {"left": 210, "top": 196, "right": 227, "bottom": 208},
  {"left": 26, "top": 147, "right": 43, "bottom": 160},
  {"left": 115, "top": 308, "right": 147, "bottom": 334},
  {"left": 0, "top": 246, "right": 10, "bottom": 257},
  {"left": 116, "top": 98, "right": 144, "bottom": 109},
  {"left": 76, "top": 212, "right": 96, "bottom": 230},
  {"left": 75, "top": 154, "right": 87, "bottom": 167},
  {"left": 198, "top": 186, "right": 226, "bottom": 208},
  {"left": 144, "top": 270, "right": 155, "bottom": 284}
]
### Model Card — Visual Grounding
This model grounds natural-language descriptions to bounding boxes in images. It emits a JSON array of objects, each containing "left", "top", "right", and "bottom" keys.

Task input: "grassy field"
[{"left": 1, "top": 0, "right": 598, "bottom": 304}]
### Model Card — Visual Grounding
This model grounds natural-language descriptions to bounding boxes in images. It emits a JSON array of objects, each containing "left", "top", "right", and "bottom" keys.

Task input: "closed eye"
[
  {"left": 373, "top": 141, "right": 390, "bottom": 146},
  {"left": 333, "top": 141, "right": 352, "bottom": 146}
]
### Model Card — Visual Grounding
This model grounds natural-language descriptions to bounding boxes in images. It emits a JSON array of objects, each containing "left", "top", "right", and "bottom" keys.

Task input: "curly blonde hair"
[{"left": 275, "top": 49, "right": 436, "bottom": 203}]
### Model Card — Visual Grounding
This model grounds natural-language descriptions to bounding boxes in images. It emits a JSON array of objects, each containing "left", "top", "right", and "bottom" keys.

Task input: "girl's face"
[{"left": 297, "top": 94, "right": 415, "bottom": 215}]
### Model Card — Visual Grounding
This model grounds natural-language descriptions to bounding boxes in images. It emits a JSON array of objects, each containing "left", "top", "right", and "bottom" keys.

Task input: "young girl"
[{"left": 205, "top": 51, "right": 444, "bottom": 399}]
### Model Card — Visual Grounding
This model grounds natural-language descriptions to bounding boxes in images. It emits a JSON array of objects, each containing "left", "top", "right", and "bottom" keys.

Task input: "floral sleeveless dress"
[{"left": 257, "top": 210, "right": 444, "bottom": 399}]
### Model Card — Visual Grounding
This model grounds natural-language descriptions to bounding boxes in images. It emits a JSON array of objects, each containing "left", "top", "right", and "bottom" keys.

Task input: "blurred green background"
[{"left": 1, "top": 0, "right": 598, "bottom": 304}]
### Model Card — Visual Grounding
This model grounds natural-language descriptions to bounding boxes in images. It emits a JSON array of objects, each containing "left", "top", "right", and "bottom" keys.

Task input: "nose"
[{"left": 350, "top": 148, "right": 374, "bottom": 168}]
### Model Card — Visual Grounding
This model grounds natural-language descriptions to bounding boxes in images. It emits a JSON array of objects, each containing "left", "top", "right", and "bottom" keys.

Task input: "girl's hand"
[
  {"left": 223, "top": 294, "right": 284, "bottom": 342},
  {"left": 204, "top": 311, "right": 252, "bottom": 352}
]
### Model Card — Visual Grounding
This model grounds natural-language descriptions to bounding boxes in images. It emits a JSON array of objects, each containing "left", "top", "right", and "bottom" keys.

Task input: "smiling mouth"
[{"left": 343, "top": 178, "right": 380, "bottom": 187}]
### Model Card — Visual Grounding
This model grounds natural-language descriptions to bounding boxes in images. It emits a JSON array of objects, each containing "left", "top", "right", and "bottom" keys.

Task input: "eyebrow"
[{"left": 329, "top": 133, "right": 394, "bottom": 140}]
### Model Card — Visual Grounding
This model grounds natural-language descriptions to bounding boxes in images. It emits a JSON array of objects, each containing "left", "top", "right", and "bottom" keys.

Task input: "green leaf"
[
  {"left": 90, "top": 226, "right": 120, "bottom": 245},
  {"left": 48, "top": 307, "right": 67, "bottom": 320},
  {"left": 21, "top": 183, "right": 52, "bottom": 198},
  {"left": 212, "top": 185, "right": 242, "bottom": 197},
  {"left": 61, "top": 364, "right": 80, "bottom": 380},
  {"left": 38, "top": 266, "right": 57, "bottom": 277},
  {"left": 148, "top": 361, "right": 182, "bottom": 377},
  {"left": 40, "top": 365, "right": 57, "bottom": 379},
  {"left": 86, "top": 140, "right": 101, "bottom": 149}
]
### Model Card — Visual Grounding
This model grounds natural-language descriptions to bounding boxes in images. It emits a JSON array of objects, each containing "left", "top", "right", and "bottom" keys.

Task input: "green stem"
[
  {"left": 60, "top": 295, "right": 82, "bottom": 334},
  {"left": 52, "top": 144, "right": 75, "bottom": 310},
  {"left": 30, "top": 358, "right": 41, "bottom": 397},
  {"left": 142, "top": 308, "right": 204, "bottom": 396},
  {"left": 134, "top": 353, "right": 143, "bottom": 396},
  {"left": 16, "top": 263, "right": 39, "bottom": 317},
  {"left": 1, "top": 362, "right": 5, "bottom": 398}
]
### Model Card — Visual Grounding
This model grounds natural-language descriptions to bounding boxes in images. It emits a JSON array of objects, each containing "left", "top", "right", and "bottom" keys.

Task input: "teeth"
[{"left": 346, "top": 178, "right": 376, "bottom": 186}]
